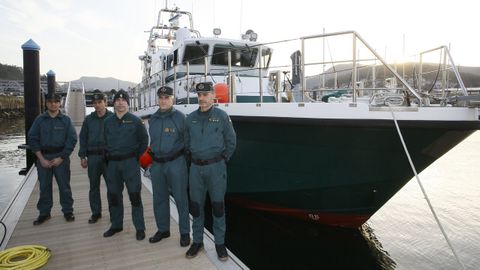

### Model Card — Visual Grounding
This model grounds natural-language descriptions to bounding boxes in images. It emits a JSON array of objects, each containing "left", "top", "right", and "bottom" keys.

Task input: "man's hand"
[
  {"left": 50, "top": 157, "right": 64, "bottom": 167},
  {"left": 39, "top": 157, "right": 51, "bottom": 169},
  {"left": 80, "top": 158, "right": 88, "bottom": 168}
]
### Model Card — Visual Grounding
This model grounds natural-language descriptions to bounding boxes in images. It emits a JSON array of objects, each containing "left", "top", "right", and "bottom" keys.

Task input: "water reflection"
[
  {"left": 0, "top": 118, "right": 24, "bottom": 136},
  {"left": 223, "top": 204, "right": 396, "bottom": 269},
  {"left": 0, "top": 118, "right": 25, "bottom": 213},
  {"left": 360, "top": 224, "right": 397, "bottom": 270}
]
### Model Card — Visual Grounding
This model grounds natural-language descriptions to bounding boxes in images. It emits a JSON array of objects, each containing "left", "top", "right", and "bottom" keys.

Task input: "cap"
[
  {"left": 92, "top": 89, "right": 106, "bottom": 101},
  {"left": 113, "top": 90, "right": 129, "bottom": 105},
  {"left": 157, "top": 86, "right": 173, "bottom": 96},
  {"left": 45, "top": 93, "right": 61, "bottom": 102},
  {"left": 195, "top": 82, "right": 213, "bottom": 92}
]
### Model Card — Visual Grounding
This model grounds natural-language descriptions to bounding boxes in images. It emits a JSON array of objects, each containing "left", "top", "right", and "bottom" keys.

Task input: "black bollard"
[
  {"left": 47, "top": 70, "right": 56, "bottom": 95},
  {"left": 45, "top": 70, "right": 56, "bottom": 113},
  {"left": 21, "top": 39, "right": 41, "bottom": 173}
]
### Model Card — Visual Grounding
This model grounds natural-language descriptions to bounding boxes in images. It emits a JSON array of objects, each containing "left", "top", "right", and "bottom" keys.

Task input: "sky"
[{"left": 1, "top": 0, "right": 479, "bottom": 83}]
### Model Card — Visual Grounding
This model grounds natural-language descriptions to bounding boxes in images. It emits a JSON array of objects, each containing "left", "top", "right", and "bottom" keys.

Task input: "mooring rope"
[{"left": 389, "top": 106, "right": 466, "bottom": 270}]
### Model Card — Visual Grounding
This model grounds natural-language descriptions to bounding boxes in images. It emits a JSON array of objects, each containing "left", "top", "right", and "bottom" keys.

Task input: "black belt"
[
  {"left": 41, "top": 146, "right": 64, "bottom": 154},
  {"left": 152, "top": 149, "right": 184, "bottom": 164},
  {"left": 192, "top": 156, "right": 224, "bottom": 166},
  {"left": 106, "top": 151, "right": 136, "bottom": 161},
  {"left": 87, "top": 149, "right": 105, "bottom": 156}
]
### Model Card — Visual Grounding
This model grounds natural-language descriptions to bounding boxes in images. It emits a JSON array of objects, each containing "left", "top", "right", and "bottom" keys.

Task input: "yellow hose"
[{"left": 0, "top": 245, "right": 51, "bottom": 270}]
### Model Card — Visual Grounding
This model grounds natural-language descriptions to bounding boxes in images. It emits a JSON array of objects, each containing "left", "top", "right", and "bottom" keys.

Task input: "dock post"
[
  {"left": 21, "top": 39, "right": 41, "bottom": 173},
  {"left": 47, "top": 70, "right": 56, "bottom": 95}
]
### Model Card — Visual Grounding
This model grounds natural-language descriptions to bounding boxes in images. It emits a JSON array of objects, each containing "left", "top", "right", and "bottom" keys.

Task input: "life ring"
[{"left": 214, "top": 83, "right": 229, "bottom": 103}]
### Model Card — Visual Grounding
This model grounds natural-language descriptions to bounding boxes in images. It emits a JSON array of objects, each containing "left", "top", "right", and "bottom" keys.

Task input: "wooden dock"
[{"left": 0, "top": 89, "right": 247, "bottom": 269}]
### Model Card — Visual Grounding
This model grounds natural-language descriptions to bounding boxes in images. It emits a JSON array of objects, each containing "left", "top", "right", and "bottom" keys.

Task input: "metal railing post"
[
  {"left": 442, "top": 48, "right": 447, "bottom": 99},
  {"left": 259, "top": 45, "right": 263, "bottom": 103},
  {"left": 204, "top": 56, "right": 208, "bottom": 82},
  {"left": 444, "top": 46, "right": 468, "bottom": 96},
  {"left": 186, "top": 61, "right": 190, "bottom": 104},
  {"left": 173, "top": 64, "right": 177, "bottom": 97},
  {"left": 352, "top": 33, "right": 357, "bottom": 105},
  {"left": 228, "top": 50, "right": 232, "bottom": 102},
  {"left": 419, "top": 54, "right": 423, "bottom": 93},
  {"left": 301, "top": 38, "right": 306, "bottom": 102}
]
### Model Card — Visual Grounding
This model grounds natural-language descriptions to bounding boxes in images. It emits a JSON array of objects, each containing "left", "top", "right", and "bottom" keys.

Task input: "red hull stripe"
[{"left": 227, "top": 196, "right": 370, "bottom": 228}]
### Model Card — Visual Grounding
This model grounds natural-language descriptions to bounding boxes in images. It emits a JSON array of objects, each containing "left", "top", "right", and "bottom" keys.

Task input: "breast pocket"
[
  {"left": 124, "top": 124, "right": 137, "bottom": 140},
  {"left": 161, "top": 127, "right": 177, "bottom": 153},
  {"left": 208, "top": 121, "right": 223, "bottom": 142},
  {"left": 189, "top": 120, "right": 202, "bottom": 138},
  {"left": 52, "top": 125, "right": 67, "bottom": 144}
]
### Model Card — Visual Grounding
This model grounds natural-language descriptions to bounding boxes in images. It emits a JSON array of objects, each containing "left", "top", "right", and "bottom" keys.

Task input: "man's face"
[
  {"left": 114, "top": 98, "right": 128, "bottom": 113},
  {"left": 197, "top": 91, "right": 215, "bottom": 110},
  {"left": 93, "top": 99, "right": 106, "bottom": 112},
  {"left": 46, "top": 99, "right": 60, "bottom": 112},
  {"left": 158, "top": 95, "right": 173, "bottom": 111}
]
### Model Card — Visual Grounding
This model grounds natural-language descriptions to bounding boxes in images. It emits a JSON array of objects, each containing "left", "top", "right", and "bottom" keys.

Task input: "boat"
[{"left": 130, "top": 6, "right": 480, "bottom": 228}]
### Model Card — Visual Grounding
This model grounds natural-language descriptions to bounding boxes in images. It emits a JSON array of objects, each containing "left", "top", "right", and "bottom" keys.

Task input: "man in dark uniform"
[
  {"left": 148, "top": 86, "right": 190, "bottom": 246},
  {"left": 103, "top": 89, "right": 148, "bottom": 240},
  {"left": 78, "top": 90, "right": 113, "bottom": 224},
  {"left": 28, "top": 93, "right": 77, "bottom": 225},
  {"left": 185, "top": 82, "right": 236, "bottom": 261}
]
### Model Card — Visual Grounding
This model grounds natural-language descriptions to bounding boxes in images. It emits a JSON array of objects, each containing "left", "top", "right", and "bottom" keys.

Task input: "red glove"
[{"left": 139, "top": 146, "right": 153, "bottom": 169}]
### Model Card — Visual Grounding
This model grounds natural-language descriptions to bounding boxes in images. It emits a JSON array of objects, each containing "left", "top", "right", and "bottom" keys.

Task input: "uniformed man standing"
[
  {"left": 148, "top": 86, "right": 190, "bottom": 246},
  {"left": 28, "top": 93, "right": 77, "bottom": 225},
  {"left": 103, "top": 90, "right": 148, "bottom": 240},
  {"left": 78, "top": 90, "right": 113, "bottom": 224},
  {"left": 185, "top": 82, "right": 236, "bottom": 261}
]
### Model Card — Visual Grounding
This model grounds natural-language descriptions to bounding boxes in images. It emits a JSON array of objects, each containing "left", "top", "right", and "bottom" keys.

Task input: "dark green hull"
[{"left": 225, "top": 116, "right": 478, "bottom": 227}]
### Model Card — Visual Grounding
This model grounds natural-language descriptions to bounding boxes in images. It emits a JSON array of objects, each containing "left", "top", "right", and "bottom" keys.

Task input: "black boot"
[
  {"left": 148, "top": 231, "right": 170, "bottom": 243},
  {"left": 88, "top": 213, "right": 102, "bottom": 224},
  {"left": 215, "top": 244, "right": 229, "bottom": 261},
  {"left": 180, "top": 233, "right": 191, "bottom": 247},
  {"left": 103, "top": 227, "right": 123, "bottom": 237},
  {"left": 186, "top": 242, "right": 203, "bottom": 258},
  {"left": 136, "top": 230, "right": 145, "bottom": 241},
  {"left": 33, "top": 214, "right": 51, "bottom": 226},
  {"left": 64, "top": 213, "right": 75, "bottom": 222}
]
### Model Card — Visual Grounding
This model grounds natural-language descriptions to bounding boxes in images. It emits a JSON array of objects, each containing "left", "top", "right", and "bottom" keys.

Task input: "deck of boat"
[{"left": 0, "top": 90, "right": 247, "bottom": 269}]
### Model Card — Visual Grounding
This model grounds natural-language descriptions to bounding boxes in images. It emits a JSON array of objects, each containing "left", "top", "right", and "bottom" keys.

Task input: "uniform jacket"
[
  {"left": 28, "top": 111, "right": 77, "bottom": 159},
  {"left": 149, "top": 107, "right": 185, "bottom": 158},
  {"left": 104, "top": 112, "right": 148, "bottom": 157},
  {"left": 78, "top": 109, "right": 114, "bottom": 159},
  {"left": 185, "top": 106, "right": 236, "bottom": 160}
]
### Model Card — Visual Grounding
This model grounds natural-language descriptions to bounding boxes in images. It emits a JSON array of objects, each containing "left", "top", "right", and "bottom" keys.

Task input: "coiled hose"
[{"left": 0, "top": 245, "right": 51, "bottom": 270}]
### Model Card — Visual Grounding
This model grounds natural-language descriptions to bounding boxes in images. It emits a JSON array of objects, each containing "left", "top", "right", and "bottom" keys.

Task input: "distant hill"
[
  {"left": 0, "top": 63, "right": 23, "bottom": 80},
  {"left": 70, "top": 76, "right": 137, "bottom": 91}
]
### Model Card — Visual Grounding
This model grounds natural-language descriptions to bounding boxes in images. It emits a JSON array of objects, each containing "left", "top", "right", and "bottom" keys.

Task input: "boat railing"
[
  {"left": 418, "top": 46, "right": 468, "bottom": 98},
  {"left": 135, "top": 30, "right": 479, "bottom": 109}
]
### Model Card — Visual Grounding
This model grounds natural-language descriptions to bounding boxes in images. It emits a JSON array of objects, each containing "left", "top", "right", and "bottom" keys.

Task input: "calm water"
[
  {"left": 0, "top": 118, "right": 26, "bottom": 213},
  {"left": 0, "top": 118, "right": 478, "bottom": 269}
]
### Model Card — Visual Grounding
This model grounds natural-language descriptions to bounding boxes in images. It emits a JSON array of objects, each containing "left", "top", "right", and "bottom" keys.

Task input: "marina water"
[{"left": 1, "top": 117, "right": 478, "bottom": 269}]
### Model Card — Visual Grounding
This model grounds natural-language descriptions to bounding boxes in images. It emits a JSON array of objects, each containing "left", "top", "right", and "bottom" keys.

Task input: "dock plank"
[{"left": 6, "top": 145, "right": 217, "bottom": 270}]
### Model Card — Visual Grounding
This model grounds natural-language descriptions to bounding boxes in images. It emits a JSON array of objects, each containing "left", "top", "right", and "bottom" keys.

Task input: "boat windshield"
[
  {"left": 182, "top": 44, "right": 209, "bottom": 64},
  {"left": 211, "top": 45, "right": 258, "bottom": 67}
]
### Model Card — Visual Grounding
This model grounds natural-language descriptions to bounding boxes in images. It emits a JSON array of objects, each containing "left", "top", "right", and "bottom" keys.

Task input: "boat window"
[
  {"left": 166, "top": 54, "right": 174, "bottom": 69},
  {"left": 183, "top": 44, "right": 209, "bottom": 64},
  {"left": 165, "top": 50, "right": 179, "bottom": 69},
  {"left": 262, "top": 48, "right": 272, "bottom": 69},
  {"left": 211, "top": 45, "right": 258, "bottom": 67}
]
